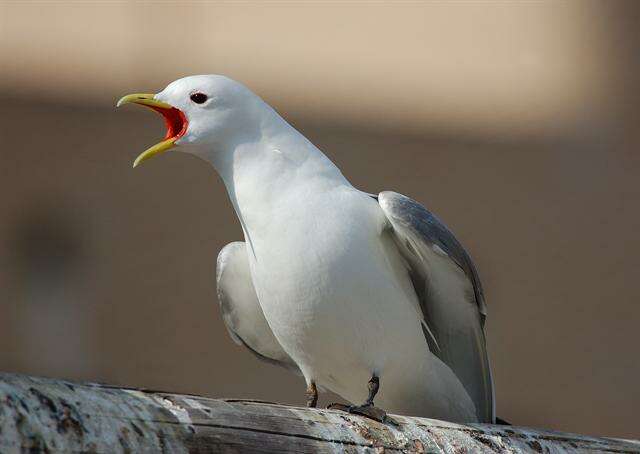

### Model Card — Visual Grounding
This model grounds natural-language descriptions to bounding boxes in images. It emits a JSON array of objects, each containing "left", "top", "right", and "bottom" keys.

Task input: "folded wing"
[
  {"left": 216, "top": 242, "right": 299, "bottom": 372},
  {"left": 377, "top": 191, "right": 494, "bottom": 423}
]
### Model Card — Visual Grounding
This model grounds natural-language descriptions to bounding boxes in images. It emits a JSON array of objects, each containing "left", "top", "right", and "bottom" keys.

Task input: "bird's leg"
[
  {"left": 306, "top": 382, "right": 318, "bottom": 408},
  {"left": 328, "top": 375, "right": 392, "bottom": 423},
  {"left": 364, "top": 375, "right": 380, "bottom": 406},
  {"left": 348, "top": 375, "right": 387, "bottom": 422}
]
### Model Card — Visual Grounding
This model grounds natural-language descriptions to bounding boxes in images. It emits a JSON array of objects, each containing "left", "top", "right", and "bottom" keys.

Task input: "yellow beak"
[{"left": 116, "top": 93, "right": 187, "bottom": 168}]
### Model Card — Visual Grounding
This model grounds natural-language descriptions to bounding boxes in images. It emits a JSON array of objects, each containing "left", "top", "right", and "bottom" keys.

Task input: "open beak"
[{"left": 116, "top": 94, "right": 188, "bottom": 168}]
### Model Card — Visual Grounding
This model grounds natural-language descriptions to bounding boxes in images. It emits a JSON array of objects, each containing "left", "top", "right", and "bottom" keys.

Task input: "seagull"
[{"left": 117, "top": 75, "right": 495, "bottom": 423}]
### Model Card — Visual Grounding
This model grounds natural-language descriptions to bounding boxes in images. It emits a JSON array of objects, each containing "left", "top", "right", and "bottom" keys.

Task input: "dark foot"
[
  {"left": 327, "top": 402, "right": 391, "bottom": 424},
  {"left": 326, "top": 375, "right": 398, "bottom": 424},
  {"left": 349, "top": 403, "right": 388, "bottom": 422},
  {"left": 327, "top": 402, "right": 350, "bottom": 412},
  {"left": 306, "top": 382, "right": 318, "bottom": 408}
]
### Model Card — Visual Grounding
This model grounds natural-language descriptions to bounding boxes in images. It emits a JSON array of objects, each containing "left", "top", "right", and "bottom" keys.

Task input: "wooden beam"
[{"left": 0, "top": 372, "right": 637, "bottom": 453}]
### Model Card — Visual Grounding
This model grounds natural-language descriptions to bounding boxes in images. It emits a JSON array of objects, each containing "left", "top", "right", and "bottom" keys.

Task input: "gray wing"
[
  {"left": 377, "top": 191, "right": 494, "bottom": 423},
  {"left": 216, "top": 242, "right": 299, "bottom": 373}
]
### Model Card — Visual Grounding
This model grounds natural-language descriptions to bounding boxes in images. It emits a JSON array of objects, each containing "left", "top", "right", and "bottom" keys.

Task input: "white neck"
[{"left": 194, "top": 106, "right": 351, "bottom": 250}]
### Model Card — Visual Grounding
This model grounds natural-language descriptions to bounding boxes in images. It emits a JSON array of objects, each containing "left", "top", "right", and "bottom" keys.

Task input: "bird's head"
[{"left": 117, "top": 75, "right": 263, "bottom": 167}]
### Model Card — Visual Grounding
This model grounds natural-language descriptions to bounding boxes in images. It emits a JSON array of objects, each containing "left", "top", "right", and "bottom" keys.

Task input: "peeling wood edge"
[{"left": 0, "top": 372, "right": 638, "bottom": 453}]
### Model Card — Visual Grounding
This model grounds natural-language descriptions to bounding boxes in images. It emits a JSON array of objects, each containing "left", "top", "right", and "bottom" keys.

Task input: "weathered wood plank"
[{"left": 0, "top": 372, "right": 637, "bottom": 453}]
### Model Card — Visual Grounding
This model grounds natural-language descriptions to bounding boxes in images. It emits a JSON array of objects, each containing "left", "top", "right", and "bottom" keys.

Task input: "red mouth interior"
[{"left": 149, "top": 106, "right": 188, "bottom": 140}]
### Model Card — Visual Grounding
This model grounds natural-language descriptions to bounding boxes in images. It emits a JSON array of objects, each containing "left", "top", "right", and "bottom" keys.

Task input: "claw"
[
  {"left": 349, "top": 404, "right": 388, "bottom": 423},
  {"left": 327, "top": 402, "right": 351, "bottom": 412},
  {"left": 327, "top": 402, "right": 395, "bottom": 424}
]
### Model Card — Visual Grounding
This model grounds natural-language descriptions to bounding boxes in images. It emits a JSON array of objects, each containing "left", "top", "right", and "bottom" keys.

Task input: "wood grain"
[{"left": 0, "top": 373, "right": 637, "bottom": 453}]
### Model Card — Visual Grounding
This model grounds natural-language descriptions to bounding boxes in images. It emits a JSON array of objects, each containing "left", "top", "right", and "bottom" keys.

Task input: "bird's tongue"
[
  {"left": 116, "top": 93, "right": 189, "bottom": 168},
  {"left": 149, "top": 105, "right": 188, "bottom": 140}
]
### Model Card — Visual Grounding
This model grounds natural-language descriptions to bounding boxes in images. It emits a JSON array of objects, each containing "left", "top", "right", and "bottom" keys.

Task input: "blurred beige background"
[{"left": 1, "top": 0, "right": 638, "bottom": 439}]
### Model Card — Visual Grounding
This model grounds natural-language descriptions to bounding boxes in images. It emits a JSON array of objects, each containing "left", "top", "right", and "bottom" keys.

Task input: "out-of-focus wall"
[
  {"left": 1, "top": 2, "right": 631, "bottom": 137},
  {"left": 1, "top": 1, "right": 638, "bottom": 438}
]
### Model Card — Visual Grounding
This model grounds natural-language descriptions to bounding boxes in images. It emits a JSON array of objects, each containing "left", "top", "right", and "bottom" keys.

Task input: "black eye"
[{"left": 190, "top": 92, "right": 208, "bottom": 104}]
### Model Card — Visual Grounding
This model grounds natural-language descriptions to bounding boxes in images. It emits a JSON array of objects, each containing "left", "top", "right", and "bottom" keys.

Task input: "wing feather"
[
  {"left": 377, "top": 191, "right": 494, "bottom": 423},
  {"left": 216, "top": 242, "right": 299, "bottom": 372}
]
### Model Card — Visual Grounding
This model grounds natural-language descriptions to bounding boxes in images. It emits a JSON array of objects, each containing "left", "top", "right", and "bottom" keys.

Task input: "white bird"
[{"left": 118, "top": 75, "right": 495, "bottom": 423}]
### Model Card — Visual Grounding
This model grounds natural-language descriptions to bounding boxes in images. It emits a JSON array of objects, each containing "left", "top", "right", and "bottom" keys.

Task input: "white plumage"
[{"left": 121, "top": 75, "right": 495, "bottom": 423}]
